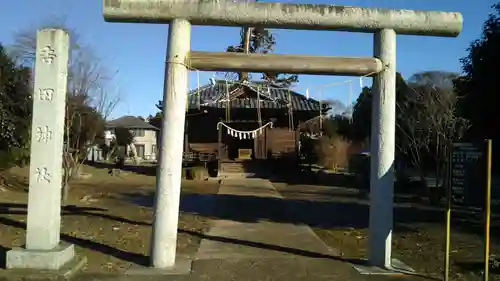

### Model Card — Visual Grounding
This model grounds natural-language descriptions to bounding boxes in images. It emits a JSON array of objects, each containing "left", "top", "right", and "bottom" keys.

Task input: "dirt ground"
[
  {"left": 0, "top": 164, "right": 219, "bottom": 273},
  {"left": 1, "top": 164, "right": 499, "bottom": 280},
  {"left": 273, "top": 182, "right": 500, "bottom": 281}
]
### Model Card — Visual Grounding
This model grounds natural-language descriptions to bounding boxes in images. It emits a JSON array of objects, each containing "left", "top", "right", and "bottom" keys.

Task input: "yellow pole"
[
  {"left": 484, "top": 139, "right": 493, "bottom": 281},
  {"left": 444, "top": 144, "right": 452, "bottom": 281}
]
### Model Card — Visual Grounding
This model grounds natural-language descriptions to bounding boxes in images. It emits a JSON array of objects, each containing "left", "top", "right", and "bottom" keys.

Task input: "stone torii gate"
[{"left": 103, "top": 0, "right": 462, "bottom": 270}]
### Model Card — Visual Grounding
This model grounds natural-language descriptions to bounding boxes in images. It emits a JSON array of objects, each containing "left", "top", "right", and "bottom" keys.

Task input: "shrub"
[
  {"left": 189, "top": 166, "right": 208, "bottom": 181},
  {"left": 314, "top": 136, "right": 351, "bottom": 171},
  {"left": 0, "top": 147, "right": 30, "bottom": 171}
]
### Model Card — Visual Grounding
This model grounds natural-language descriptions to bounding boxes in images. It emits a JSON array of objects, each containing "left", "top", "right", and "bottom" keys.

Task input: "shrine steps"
[{"left": 218, "top": 160, "right": 259, "bottom": 179}]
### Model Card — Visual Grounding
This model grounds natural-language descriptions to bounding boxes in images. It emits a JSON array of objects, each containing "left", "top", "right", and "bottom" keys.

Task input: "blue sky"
[{"left": 0, "top": 0, "right": 496, "bottom": 119}]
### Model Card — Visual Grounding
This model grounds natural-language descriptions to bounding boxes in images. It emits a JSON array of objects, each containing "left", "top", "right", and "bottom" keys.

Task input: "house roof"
[
  {"left": 187, "top": 80, "right": 328, "bottom": 111},
  {"left": 106, "top": 116, "right": 159, "bottom": 130}
]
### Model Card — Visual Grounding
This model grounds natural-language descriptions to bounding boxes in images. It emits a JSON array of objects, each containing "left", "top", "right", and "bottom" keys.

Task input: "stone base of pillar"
[
  {"left": 5, "top": 242, "right": 83, "bottom": 271},
  {"left": 126, "top": 257, "right": 193, "bottom": 276},
  {"left": 352, "top": 258, "right": 415, "bottom": 276}
]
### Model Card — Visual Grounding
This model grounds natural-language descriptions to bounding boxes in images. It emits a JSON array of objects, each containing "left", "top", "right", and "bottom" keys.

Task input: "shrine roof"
[
  {"left": 106, "top": 116, "right": 159, "bottom": 130},
  {"left": 187, "top": 80, "right": 328, "bottom": 112}
]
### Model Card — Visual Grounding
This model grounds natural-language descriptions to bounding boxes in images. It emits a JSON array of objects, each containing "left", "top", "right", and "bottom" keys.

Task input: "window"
[
  {"left": 134, "top": 129, "right": 145, "bottom": 137},
  {"left": 152, "top": 144, "right": 157, "bottom": 154}
]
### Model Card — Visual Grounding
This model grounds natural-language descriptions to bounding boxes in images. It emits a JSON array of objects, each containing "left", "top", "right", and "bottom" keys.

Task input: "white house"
[{"left": 105, "top": 116, "right": 160, "bottom": 161}]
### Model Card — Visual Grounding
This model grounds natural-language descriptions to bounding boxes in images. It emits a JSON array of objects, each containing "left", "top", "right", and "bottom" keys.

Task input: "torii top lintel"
[{"left": 103, "top": 0, "right": 462, "bottom": 37}]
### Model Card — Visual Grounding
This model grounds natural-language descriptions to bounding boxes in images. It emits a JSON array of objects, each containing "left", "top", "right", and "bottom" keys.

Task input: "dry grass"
[
  {"left": 0, "top": 164, "right": 219, "bottom": 273},
  {"left": 315, "top": 137, "right": 356, "bottom": 171}
]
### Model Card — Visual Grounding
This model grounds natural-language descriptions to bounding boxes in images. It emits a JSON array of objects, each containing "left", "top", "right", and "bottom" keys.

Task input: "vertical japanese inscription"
[
  {"left": 39, "top": 88, "right": 54, "bottom": 101},
  {"left": 36, "top": 126, "right": 53, "bottom": 143},
  {"left": 35, "top": 167, "right": 52, "bottom": 183},
  {"left": 35, "top": 46, "right": 55, "bottom": 189},
  {"left": 39, "top": 46, "right": 57, "bottom": 64},
  {"left": 31, "top": 44, "right": 57, "bottom": 186}
]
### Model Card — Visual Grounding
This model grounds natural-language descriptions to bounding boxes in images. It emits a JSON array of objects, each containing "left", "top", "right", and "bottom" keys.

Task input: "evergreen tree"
[
  {"left": 226, "top": 27, "right": 298, "bottom": 87},
  {"left": 0, "top": 44, "right": 32, "bottom": 168},
  {"left": 455, "top": 3, "right": 500, "bottom": 141}
]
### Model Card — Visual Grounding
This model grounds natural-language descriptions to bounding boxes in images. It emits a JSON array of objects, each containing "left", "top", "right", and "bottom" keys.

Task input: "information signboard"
[{"left": 450, "top": 141, "right": 487, "bottom": 207}]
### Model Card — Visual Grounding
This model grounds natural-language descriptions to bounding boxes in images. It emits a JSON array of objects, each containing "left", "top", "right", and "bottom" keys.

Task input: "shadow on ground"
[
  {"left": 243, "top": 161, "right": 428, "bottom": 200},
  {"left": 125, "top": 192, "right": 381, "bottom": 230},
  {"left": 84, "top": 161, "right": 157, "bottom": 176},
  {"left": 0, "top": 203, "right": 149, "bottom": 226},
  {"left": 181, "top": 228, "right": 367, "bottom": 265},
  {"left": 454, "top": 260, "right": 500, "bottom": 275},
  {"left": 117, "top": 189, "right": 500, "bottom": 242},
  {"left": 0, "top": 203, "right": 150, "bottom": 268},
  {"left": 0, "top": 201, "right": 368, "bottom": 270},
  {"left": 0, "top": 245, "right": 6, "bottom": 269}
]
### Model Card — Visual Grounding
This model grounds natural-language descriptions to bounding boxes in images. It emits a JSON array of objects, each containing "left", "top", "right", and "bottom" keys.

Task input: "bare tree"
[
  {"left": 10, "top": 19, "right": 121, "bottom": 202},
  {"left": 323, "top": 99, "right": 346, "bottom": 116},
  {"left": 67, "top": 47, "right": 120, "bottom": 119},
  {"left": 8, "top": 17, "right": 80, "bottom": 66},
  {"left": 396, "top": 71, "right": 469, "bottom": 200},
  {"left": 396, "top": 92, "right": 432, "bottom": 183},
  {"left": 407, "top": 71, "right": 459, "bottom": 89},
  {"left": 10, "top": 19, "right": 120, "bottom": 118}
]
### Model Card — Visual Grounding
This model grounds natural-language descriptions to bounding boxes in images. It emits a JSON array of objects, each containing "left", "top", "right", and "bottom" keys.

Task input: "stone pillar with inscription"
[{"left": 6, "top": 29, "right": 81, "bottom": 271}]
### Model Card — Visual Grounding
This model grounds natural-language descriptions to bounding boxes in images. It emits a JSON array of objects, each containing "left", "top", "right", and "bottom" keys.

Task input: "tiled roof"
[
  {"left": 106, "top": 116, "right": 159, "bottom": 130},
  {"left": 187, "top": 80, "right": 325, "bottom": 111}
]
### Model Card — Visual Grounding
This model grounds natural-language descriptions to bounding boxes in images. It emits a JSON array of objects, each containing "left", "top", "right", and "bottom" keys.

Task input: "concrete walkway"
[
  {"left": 187, "top": 178, "right": 363, "bottom": 280},
  {"left": 196, "top": 179, "right": 341, "bottom": 260}
]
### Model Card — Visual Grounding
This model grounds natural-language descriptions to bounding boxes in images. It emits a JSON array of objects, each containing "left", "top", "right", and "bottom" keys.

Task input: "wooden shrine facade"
[{"left": 184, "top": 80, "right": 328, "bottom": 162}]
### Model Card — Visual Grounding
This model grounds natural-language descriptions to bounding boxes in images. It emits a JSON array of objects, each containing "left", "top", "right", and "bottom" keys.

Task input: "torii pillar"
[
  {"left": 369, "top": 28, "right": 396, "bottom": 267},
  {"left": 102, "top": 0, "right": 462, "bottom": 271}
]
